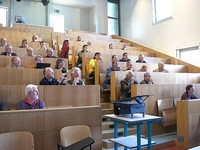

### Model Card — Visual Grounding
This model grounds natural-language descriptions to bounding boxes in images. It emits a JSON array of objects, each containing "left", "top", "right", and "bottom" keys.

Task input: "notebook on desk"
[{"left": 36, "top": 63, "right": 51, "bottom": 69}]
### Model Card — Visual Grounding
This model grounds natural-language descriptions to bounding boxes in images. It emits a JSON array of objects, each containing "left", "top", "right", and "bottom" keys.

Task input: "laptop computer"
[{"left": 36, "top": 63, "right": 51, "bottom": 69}]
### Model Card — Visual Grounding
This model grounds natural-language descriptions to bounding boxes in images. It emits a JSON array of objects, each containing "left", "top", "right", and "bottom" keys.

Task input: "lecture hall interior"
[{"left": 0, "top": 0, "right": 200, "bottom": 150}]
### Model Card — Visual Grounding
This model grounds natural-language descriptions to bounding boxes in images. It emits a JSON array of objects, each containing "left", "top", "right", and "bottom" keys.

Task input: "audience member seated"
[
  {"left": 112, "top": 55, "right": 118, "bottom": 62},
  {"left": 19, "top": 39, "right": 28, "bottom": 48},
  {"left": 181, "top": 84, "right": 199, "bottom": 100},
  {"left": 40, "top": 67, "right": 66, "bottom": 85},
  {"left": 140, "top": 72, "right": 154, "bottom": 84},
  {"left": 54, "top": 58, "right": 67, "bottom": 71},
  {"left": 136, "top": 54, "right": 147, "bottom": 63},
  {"left": 104, "top": 60, "right": 121, "bottom": 89},
  {"left": 45, "top": 48, "right": 56, "bottom": 58},
  {"left": 109, "top": 44, "right": 114, "bottom": 49},
  {"left": 123, "top": 61, "right": 135, "bottom": 71},
  {"left": 32, "top": 35, "right": 39, "bottom": 42},
  {"left": 77, "top": 36, "right": 84, "bottom": 42},
  {"left": 119, "top": 52, "right": 131, "bottom": 62},
  {"left": 16, "top": 84, "right": 45, "bottom": 110},
  {"left": 1, "top": 45, "right": 17, "bottom": 56},
  {"left": 24, "top": 47, "right": 36, "bottom": 57},
  {"left": 89, "top": 52, "right": 102, "bottom": 80},
  {"left": 39, "top": 41, "right": 47, "bottom": 50},
  {"left": 77, "top": 45, "right": 89, "bottom": 70},
  {"left": 0, "top": 100, "right": 7, "bottom": 111},
  {"left": 8, "top": 56, "right": 24, "bottom": 69},
  {"left": 28, "top": 55, "right": 43, "bottom": 68},
  {"left": 121, "top": 44, "right": 128, "bottom": 50},
  {"left": 0, "top": 37, "right": 7, "bottom": 47},
  {"left": 66, "top": 67, "right": 85, "bottom": 85},
  {"left": 120, "top": 70, "right": 138, "bottom": 99},
  {"left": 153, "top": 62, "right": 169, "bottom": 73},
  {"left": 87, "top": 41, "right": 92, "bottom": 47},
  {"left": 138, "top": 64, "right": 148, "bottom": 72}
]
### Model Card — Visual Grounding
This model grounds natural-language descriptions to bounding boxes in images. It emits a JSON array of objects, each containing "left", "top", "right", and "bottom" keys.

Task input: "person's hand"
[
  {"left": 73, "top": 77, "right": 79, "bottom": 85},
  {"left": 117, "top": 65, "right": 121, "bottom": 70},
  {"left": 130, "top": 77, "right": 135, "bottom": 84},
  {"left": 58, "top": 73, "right": 64, "bottom": 82}
]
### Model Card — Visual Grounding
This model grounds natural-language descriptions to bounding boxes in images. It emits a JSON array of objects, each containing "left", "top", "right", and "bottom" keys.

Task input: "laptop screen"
[{"left": 36, "top": 63, "right": 51, "bottom": 69}]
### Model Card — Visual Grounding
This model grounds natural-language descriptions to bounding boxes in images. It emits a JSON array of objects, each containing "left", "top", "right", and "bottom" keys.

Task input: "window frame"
[
  {"left": 107, "top": 0, "right": 120, "bottom": 35},
  {"left": 0, "top": 6, "right": 8, "bottom": 27},
  {"left": 152, "top": 0, "right": 173, "bottom": 24}
]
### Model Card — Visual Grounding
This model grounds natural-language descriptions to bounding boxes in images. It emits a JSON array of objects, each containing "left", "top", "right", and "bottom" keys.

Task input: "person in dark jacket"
[
  {"left": 120, "top": 70, "right": 138, "bottom": 99},
  {"left": 39, "top": 67, "right": 66, "bottom": 85},
  {"left": 1, "top": 45, "right": 17, "bottom": 56},
  {"left": 181, "top": 84, "right": 199, "bottom": 100},
  {"left": 76, "top": 44, "right": 89, "bottom": 70}
]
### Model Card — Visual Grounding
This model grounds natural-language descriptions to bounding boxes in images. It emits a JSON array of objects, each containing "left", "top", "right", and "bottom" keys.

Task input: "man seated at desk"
[
  {"left": 104, "top": 60, "right": 121, "bottom": 89},
  {"left": 153, "top": 62, "right": 169, "bottom": 73},
  {"left": 120, "top": 70, "right": 138, "bottom": 99},
  {"left": 45, "top": 48, "right": 56, "bottom": 58},
  {"left": 181, "top": 84, "right": 199, "bottom": 100},
  {"left": 1, "top": 45, "right": 17, "bottom": 56},
  {"left": 123, "top": 61, "right": 135, "bottom": 71},
  {"left": 16, "top": 84, "right": 45, "bottom": 110},
  {"left": 40, "top": 67, "right": 66, "bottom": 85},
  {"left": 66, "top": 67, "right": 85, "bottom": 85},
  {"left": 8, "top": 56, "right": 24, "bottom": 69},
  {"left": 24, "top": 47, "right": 36, "bottom": 57},
  {"left": 0, "top": 37, "right": 7, "bottom": 47},
  {"left": 140, "top": 72, "right": 154, "bottom": 84},
  {"left": 119, "top": 52, "right": 131, "bottom": 62}
]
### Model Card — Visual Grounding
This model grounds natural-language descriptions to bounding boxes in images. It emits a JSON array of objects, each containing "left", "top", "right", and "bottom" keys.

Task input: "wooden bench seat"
[
  {"left": 0, "top": 85, "right": 100, "bottom": 109},
  {"left": 0, "top": 106, "right": 102, "bottom": 150},
  {"left": 0, "top": 55, "right": 68, "bottom": 69}
]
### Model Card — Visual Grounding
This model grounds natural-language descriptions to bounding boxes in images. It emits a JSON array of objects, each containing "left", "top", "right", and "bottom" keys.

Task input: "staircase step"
[
  {"left": 101, "top": 102, "right": 113, "bottom": 109},
  {"left": 102, "top": 139, "right": 114, "bottom": 149},
  {"left": 102, "top": 108, "right": 114, "bottom": 115},
  {"left": 102, "top": 121, "right": 124, "bottom": 130},
  {"left": 102, "top": 127, "right": 136, "bottom": 139}
]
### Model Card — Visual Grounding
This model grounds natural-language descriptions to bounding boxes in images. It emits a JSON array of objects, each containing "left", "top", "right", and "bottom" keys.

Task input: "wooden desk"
[{"left": 105, "top": 114, "right": 163, "bottom": 150}]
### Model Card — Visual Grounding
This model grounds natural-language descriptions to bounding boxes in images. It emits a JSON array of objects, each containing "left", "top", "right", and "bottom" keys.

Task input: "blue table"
[{"left": 104, "top": 114, "right": 163, "bottom": 150}]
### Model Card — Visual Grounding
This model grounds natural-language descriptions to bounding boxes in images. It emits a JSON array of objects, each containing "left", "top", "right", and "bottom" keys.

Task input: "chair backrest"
[
  {"left": 0, "top": 131, "right": 34, "bottom": 150},
  {"left": 157, "top": 99, "right": 175, "bottom": 116},
  {"left": 173, "top": 98, "right": 181, "bottom": 108},
  {"left": 60, "top": 125, "right": 92, "bottom": 147}
]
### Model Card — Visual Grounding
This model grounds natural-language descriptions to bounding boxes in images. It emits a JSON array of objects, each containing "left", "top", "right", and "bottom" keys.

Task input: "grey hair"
[
  {"left": 25, "top": 84, "right": 38, "bottom": 97},
  {"left": 71, "top": 67, "right": 81, "bottom": 77},
  {"left": 126, "top": 70, "right": 133, "bottom": 76},
  {"left": 138, "top": 54, "right": 144, "bottom": 58}
]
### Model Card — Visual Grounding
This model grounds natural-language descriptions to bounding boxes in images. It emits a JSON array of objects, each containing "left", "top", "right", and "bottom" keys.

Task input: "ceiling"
[{"left": 51, "top": 0, "right": 97, "bottom": 8}]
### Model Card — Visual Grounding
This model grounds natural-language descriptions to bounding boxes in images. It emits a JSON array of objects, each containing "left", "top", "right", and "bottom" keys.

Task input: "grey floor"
[{"left": 102, "top": 132, "right": 177, "bottom": 150}]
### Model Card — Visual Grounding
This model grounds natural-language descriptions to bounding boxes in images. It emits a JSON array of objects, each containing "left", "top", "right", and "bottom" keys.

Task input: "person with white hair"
[
  {"left": 8, "top": 56, "right": 24, "bottom": 69},
  {"left": 66, "top": 67, "right": 85, "bottom": 85},
  {"left": 45, "top": 48, "right": 56, "bottom": 58},
  {"left": 24, "top": 47, "right": 36, "bottom": 57},
  {"left": 0, "top": 37, "right": 7, "bottom": 47},
  {"left": 136, "top": 54, "right": 147, "bottom": 63},
  {"left": 16, "top": 84, "right": 45, "bottom": 110},
  {"left": 153, "top": 62, "right": 169, "bottom": 73},
  {"left": 120, "top": 70, "right": 138, "bottom": 99}
]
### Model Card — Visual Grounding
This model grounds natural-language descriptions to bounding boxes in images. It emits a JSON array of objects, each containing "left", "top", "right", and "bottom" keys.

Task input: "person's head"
[
  {"left": 5, "top": 44, "right": 13, "bottom": 54},
  {"left": 71, "top": 67, "right": 81, "bottom": 80},
  {"left": 109, "top": 44, "right": 114, "bottom": 49},
  {"left": 35, "top": 55, "right": 43, "bottom": 64},
  {"left": 46, "top": 48, "right": 54, "bottom": 57},
  {"left": 87, "top": 41, "right": 92, "bottom": 47},
  {"left": 138, "top": 54, "right": 144, "bottom": 62},
  {"left": 21, "top": 39, "right": 28, "bottom": 48},
  {"left": 25, "top": 84, "right": 39, "bottom": 102},
  {"left": 32, "top": 35, "right": 39, "bottom": 42},
  {"left": 77, "top": 36, "right": 83, "bottom": 41},
  {"left": 93, "top": 52, "right": 101, "bottom": 60},
  {"left": 112, "top": 60, "right": 118, "bottom": 69},
  {"left": 112, "top": 55, "right": 118, "bottom": 62},
  {"left": 40, "top": 41, "right": 46, "bottom": 48},
  {"left": 158, "top": 62, "right": 165, "bottom": 71},
  {"left": 11, "top": 56, "right": 21, "bottom": 67},
  {"left": 127, "top": 61, "right": 133, "bottom": 70},
  {"left": 123, "top": 52, "right": 128, "bottom": 60},
  {"left": 186, "top": 84, "right": 194, "bottom": 95},
  {"left": 144, "top": 72, "right": 151, "bottom": 82},
  {"left": 0, "top": 37, "right": 6, "bottom": 46},
  {"left": 126, "top": 70, "right": 134, "bottom": 81},
  {"left": 43, "top": 67, "right": 54, "bottom": 79},
  {"left": 26, "top": 47, "right": 34, "bottom": 57},
  {"left": 82, "top": 45, "right": 88, "bottom": 52},
  {"left": 141, "top": 64, "right": 148, "bottom": 72},
  {"left": 55, "top": 58, "right": 65, "bottom": 69},
  {"left": 122, "top": 44, "right": 127, "bottom": 50}
]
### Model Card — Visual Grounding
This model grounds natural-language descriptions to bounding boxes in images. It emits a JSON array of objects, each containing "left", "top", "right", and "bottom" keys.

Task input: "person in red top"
[{"left": 16, "top": 84, "right": 45, "bottom": 110}]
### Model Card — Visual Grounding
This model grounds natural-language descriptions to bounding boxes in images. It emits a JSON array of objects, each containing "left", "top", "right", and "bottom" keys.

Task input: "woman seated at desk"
[{"left": 181, "top": 84, "right": 199, "bottom": 100}]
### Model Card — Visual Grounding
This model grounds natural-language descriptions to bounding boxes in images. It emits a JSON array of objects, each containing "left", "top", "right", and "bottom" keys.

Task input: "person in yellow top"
[
  {"left": 28, "top": 55, "right": 43, "bottom": 68},
  {"left": 89, "top": 52, "right": 102, "bottom": 82}
]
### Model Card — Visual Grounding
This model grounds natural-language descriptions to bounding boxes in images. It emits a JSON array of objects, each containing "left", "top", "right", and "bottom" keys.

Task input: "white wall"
[{"left": 120, "top": 0, "right": 200, "bottom": 57}]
